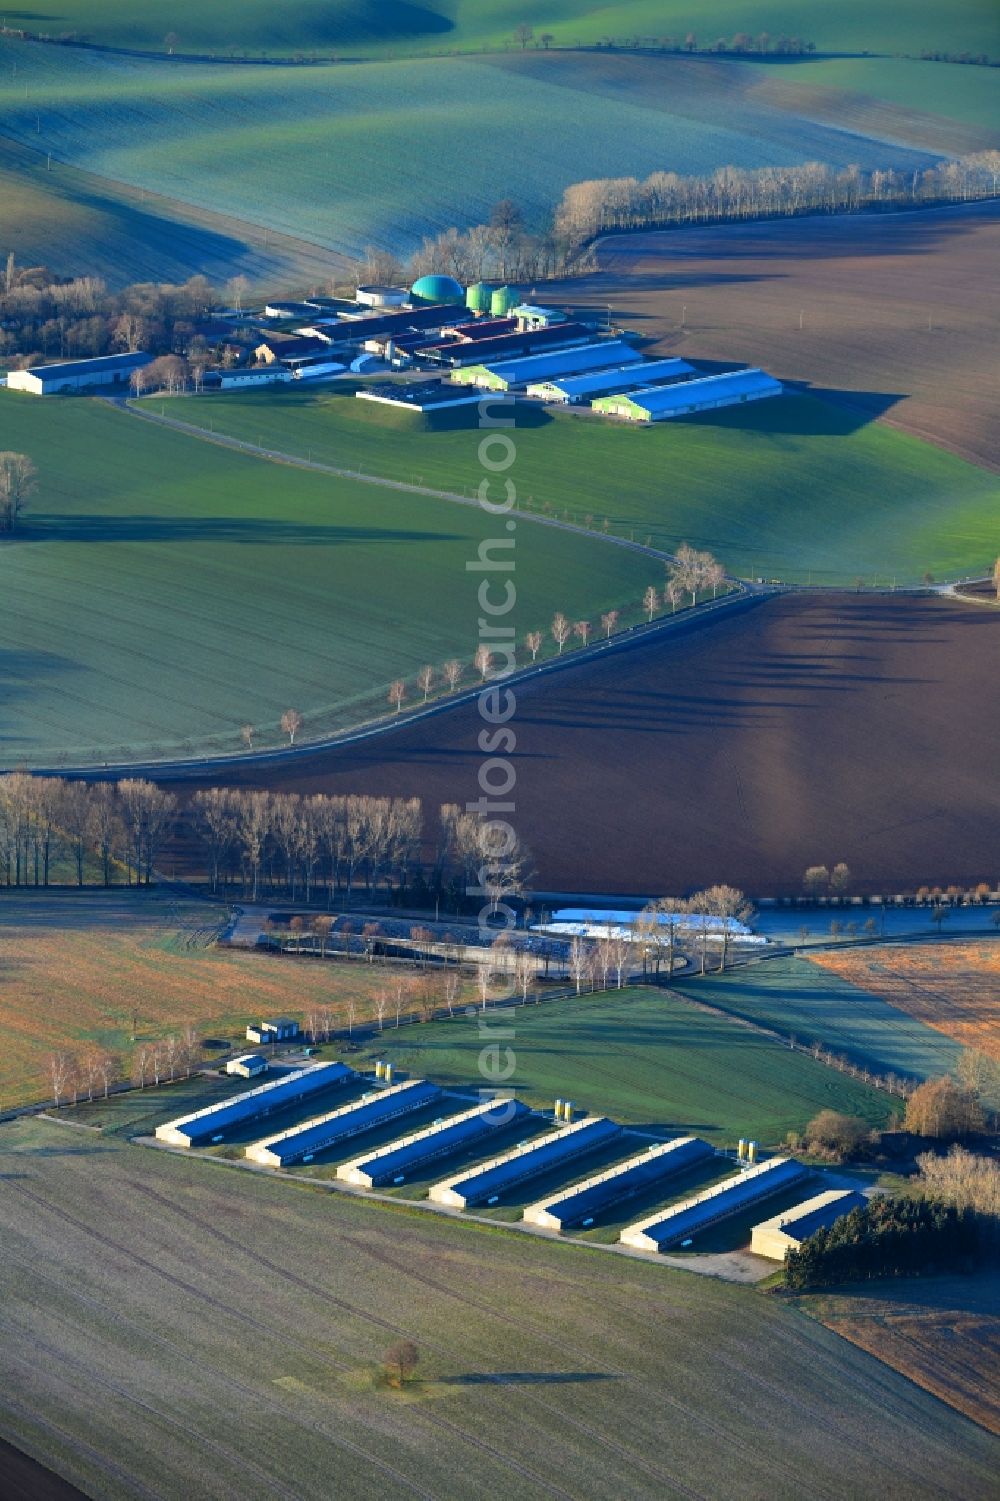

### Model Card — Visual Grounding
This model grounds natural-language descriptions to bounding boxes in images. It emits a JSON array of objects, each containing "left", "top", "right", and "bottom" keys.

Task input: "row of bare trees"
[
  {"left": 554, "top": 152, "right": 1000, "bottom": 247},
  {"left": 193, "top": 788, "right": 532, "bottom": 907},
  {"left": 350, "top": 197, "right": 575, "bottom": 297},
  {"left": 0, "top": 772, "right": 535, "bottom": 906},
  {"left": 193, "top": 788, "right": 424, "bottom": 903},
  {"left": 386, "top": 547, "right": 725, "bottom": 715},
  {"left": 0, "top": 773, "right": 176, "bottom": 887},
  {"left": 47, "top": 1023, "right": 204, "bottom": 1105}
]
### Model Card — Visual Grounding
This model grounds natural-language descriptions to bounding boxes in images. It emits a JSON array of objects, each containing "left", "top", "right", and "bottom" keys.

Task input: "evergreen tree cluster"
[{"left": 784, "top": 1195, "right": 977, "bottom": 1290}]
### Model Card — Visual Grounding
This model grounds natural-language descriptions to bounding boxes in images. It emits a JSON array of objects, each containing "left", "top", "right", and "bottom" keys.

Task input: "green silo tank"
[
  {"left": 466, "top": 282, "right": 491, "bottom": 314},
  {"left": 490, "top": 285, "right": 517, "bottom": 318}
]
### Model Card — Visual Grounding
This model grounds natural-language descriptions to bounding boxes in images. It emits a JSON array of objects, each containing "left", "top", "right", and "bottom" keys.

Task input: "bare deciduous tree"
[
  {"left": 573, "top": 620, "right": 591, "bottom": 647},
  {"left": 417, "top": 665, "right": 435, "bottom": 702},
  {"left": 696, "top": 883, "right": 754, "bottom": 970},
  {"left": 442, "top": 658, "right": 462, "bottom": 692},
  {"left": 551, "top": 612, "right": 570, "bottom": 654},
  {"left": 0, "top": 451, "right": 37, "bottom": 534},
  {"left": 525, "top": 630, "right": 543, "bottom": 661},
  {"left": 47, "top": 1050, "right": 72, "bottom": 1106},
  {"left": 601, "top": 609, "right": 618, "bottom": 639},
  {"left": 643, "top": 585, "right": 659, "bottom": 621},
  {"left": 474, "top": 644, "right": 494, "bottom": 681},
  {"left": 384, "top": 1340, "right": 419, "bottom": 1387},
  {"left": 568, "top": 935, "right": 592, "bottom": 995},
  {"left": 387, "top": 680, "right": 406, "bottom": 713},
  {"left": 281, "top": 708, "right": 303, "bottom": 744}
]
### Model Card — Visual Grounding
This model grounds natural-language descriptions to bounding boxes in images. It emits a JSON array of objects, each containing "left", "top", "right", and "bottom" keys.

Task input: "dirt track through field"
[
  {"left": 161, "top": 592, "right": 1000, "bottom": 896},
  {"left": 550, "top": 202, "right": 1000, "bottom": 472}
]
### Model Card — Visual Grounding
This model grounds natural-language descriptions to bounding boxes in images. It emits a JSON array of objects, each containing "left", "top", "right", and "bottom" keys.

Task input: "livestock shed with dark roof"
[
  {"left": 433, "top": 321, "right": 592, "bottom": 370},
  {"left": 155, "top": 1061, "right": 353, "bottom": 1148}
]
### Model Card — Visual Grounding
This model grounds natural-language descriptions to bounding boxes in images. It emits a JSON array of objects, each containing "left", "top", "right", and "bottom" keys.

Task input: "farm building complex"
[
  {"left": 149, "top": 1050, "right": 872, "bottom": 1271},
  {"left": 4, "top": 277, "right": 783, "bottom": 426}
]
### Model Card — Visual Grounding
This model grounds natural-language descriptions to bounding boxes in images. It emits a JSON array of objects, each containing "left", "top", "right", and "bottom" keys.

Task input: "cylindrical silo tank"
[
  {"left": 747, "top": 1140, "right": 758, "bottom": 1163},
  {"left": 466, "top": 281, "right": 491, "bottom": 314},
  {"left": 554, "top": 1098, "right": 563, "bottom": 1120},
  {"left": 375, "top": 1061, "right": 385, "bottom": 1081},
  {"left": 562, "top": 1101, "right": 573, "bottom": 1123},
  {"left": 490, "top": 285, "right": 517, "bottom": 318},
  {"left": 384, "top": 1063, "right": 394, "bottom": 1084},
  {"left": 738, "top": 1138, "right": 747, "bottom": 1161}
]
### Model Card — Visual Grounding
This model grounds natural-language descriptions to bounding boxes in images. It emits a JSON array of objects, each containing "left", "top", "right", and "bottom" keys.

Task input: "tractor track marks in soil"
[
  {"left": 2, "top": 1177, "right": 438, "bottom": 1499},
  {"left": 123, "top": 1178, "right": 615, "bottom": 1498}
]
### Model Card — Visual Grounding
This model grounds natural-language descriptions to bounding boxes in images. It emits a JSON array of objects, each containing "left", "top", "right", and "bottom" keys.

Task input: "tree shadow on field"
[
  {"left": 19, "top": 517, "right": 462, "bottom": 546},
  {"left": 441, "top": 1372, "right": 616, "bottom": 1387}
]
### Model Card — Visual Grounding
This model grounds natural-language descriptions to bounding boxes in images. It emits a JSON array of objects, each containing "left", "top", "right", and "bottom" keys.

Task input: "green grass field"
[
  {"left": 173, "top": 386, "right": 1000, "bottom": 584},
  {"left": 7, "top": 0, "right": 999, "bottom": 58},
  {"left": 677, "top": 956, "right": 970, "bottom": 1085},
  {"left": 0, "top": 41, "right": 954, "bottom": 269},
  {"left": 350, "top": 986, "right": 897, "bottom": 1144},
  {"left": 0, "top": 394, "right": 654, "bottom": 764},
  {"left": 0, "top": 136, "right": 343, "bottom": 289},
  {"left": 4, "top": 1117, "right": 997, "bottom": 1500},
  {"left": 749, "top": 55, "right": 1000, "bottom": 132}
]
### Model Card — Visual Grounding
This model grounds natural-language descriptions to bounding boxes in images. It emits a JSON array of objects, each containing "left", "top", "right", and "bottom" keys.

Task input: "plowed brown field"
[
  {"left": 803, "top": 1273, "right": 1000, "bottom": 1435},
  {"left": 549, "top": 201, "right": 1000, "bottom": 472},
  {"left": 809, "top": 943, "right": 1000, "bottom": 1058},
  {"left": 163, "top": 592, "right": 1000, "bottom": 900}
]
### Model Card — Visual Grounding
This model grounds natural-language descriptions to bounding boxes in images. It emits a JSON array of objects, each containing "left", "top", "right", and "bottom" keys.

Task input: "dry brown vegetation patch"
[
  {"left": 0, "top": 914, "right": 390, "bottom": 1108},
  {"left": 806, "top": 1273, "right": 1000, "bottom": 1434},
  {"left": 809, "top": 943, "right": 1000, "bottom": 1059}
]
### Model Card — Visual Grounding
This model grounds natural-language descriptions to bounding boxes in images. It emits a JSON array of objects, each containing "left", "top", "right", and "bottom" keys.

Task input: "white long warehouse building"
[
  {"left": 593, "top": 368, "right": 782, "bottom": 422},
  {"left": 526, "top": 357, "right": 695, "bottom": 404},
  {"left": 451, "top": 338, "right": 638, "bottom": 391}
]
